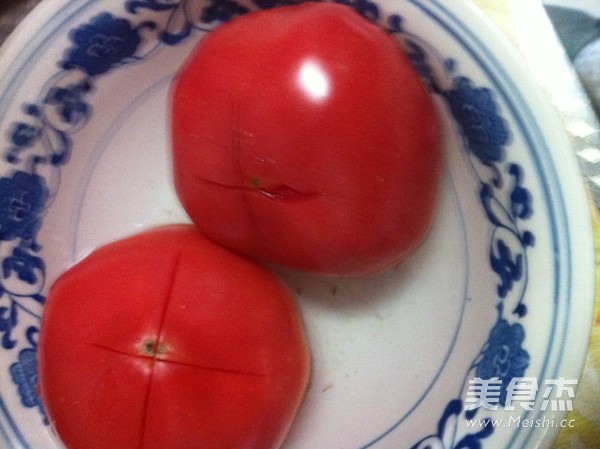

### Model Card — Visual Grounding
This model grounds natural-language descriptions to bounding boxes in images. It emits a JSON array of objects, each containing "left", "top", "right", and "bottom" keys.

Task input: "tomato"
[
  {"left": 170, "top": 2, "right": 442, "bottom": 277},
  {"left": 38, "top": 225, "right": 310, "bottom": 449}
]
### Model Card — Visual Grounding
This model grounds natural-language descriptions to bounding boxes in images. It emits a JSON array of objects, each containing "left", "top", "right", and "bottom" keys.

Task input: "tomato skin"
[
  {"left": 38, "top": 225, "right": 310, "bottom": 449},
  {"left": 171, "top": 2, "right": 442, "bottom": 277}
]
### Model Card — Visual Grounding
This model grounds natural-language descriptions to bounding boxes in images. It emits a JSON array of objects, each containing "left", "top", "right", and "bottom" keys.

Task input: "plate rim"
[{"left": 0, "top": 0, "right": 595, "bottom": 448}]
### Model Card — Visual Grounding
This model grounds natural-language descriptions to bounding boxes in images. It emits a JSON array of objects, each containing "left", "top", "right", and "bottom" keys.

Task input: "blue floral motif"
[
  {"left": 6, "top": 123, "right": 41, "bottom": 164},
  {"left": 476, "top": 319, "right": 530, "bottom": 405},
  {"left": 479, "top": 169, "right": 534, "bottom": 236},
  {"left": 446, "top": 76, "right": 510, "bottom": 166},
  {"left": 3, "top": 247, "right": 45, "bottom": 287},
  {"left": 126, "top": 0, "right": 251, "bottom": 45},
  {"left": 6, "top": 100, "right": 80, "bottom": 167},
  {"left": 9, "top": 328, "right": 47, "bottom": 423},
  {"left": 410, "top": 400, "right": 494, "bottom": 449},
  {"left": 44, "top": 84, "right": 92, "bottom": 126},
  {"left": 9, "top": 123, "right": 40, "bottom": 150},
  {"left": 0, "top": 172, "right": 49, "bottom": 244},
  {"left": 490, "top": 238, "right": 523, "bottom": 298},
  {"left": 480, "top": 166, "right": 534, "bottom": 301},
  {"left": 61, "top": 13, "right": 144, "bottom": 76},
  {"left": 508, "top": 164, "right": 533, "bottom": 221},
  {"left": 11, "top": 348, "right": 39, "bottom": 407},
  {"left": 0, "top": 301, "right": 18, "bottom": 349}
]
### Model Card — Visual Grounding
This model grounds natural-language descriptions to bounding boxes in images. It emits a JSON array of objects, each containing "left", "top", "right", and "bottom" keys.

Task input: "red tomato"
[
  {"left": 171, "top": 2, "right": 442, "bottom": 277},
  {"left": 38, "top": 225, "right": 310, "bottom": 449}
]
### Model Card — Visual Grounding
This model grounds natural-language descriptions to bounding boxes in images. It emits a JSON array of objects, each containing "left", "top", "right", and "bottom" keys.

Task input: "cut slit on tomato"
[
  {"left": 86, "top": 341, "right": 268, "bottom": 377},
  {"left": 193, "top": 175, "right": 324, "bottom": 202},
  {"left": 141, "top": 340, "right": 167, "bottom": 357}
]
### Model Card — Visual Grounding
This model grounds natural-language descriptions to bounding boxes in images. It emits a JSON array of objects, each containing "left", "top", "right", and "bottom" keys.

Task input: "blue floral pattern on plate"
[{"left": 0, "top": 0, "right": 583, "bottom": 448}]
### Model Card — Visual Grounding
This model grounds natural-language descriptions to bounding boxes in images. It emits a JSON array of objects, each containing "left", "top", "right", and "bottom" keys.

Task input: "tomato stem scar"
[{"left": 142, "top": 340, "right": 168, "bottom": 357}]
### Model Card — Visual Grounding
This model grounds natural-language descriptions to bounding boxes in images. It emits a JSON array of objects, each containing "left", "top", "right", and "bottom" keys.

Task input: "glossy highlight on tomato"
[
  {"left": 38, "top": 225, "right": 310, "bottom": 449},
  {"left": 171, "top": 1, "right": 442, "bottom": 277}
]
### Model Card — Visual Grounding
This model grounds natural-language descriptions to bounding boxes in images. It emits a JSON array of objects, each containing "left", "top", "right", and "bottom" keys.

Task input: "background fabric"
[
  {"left": 0, "top": 0, "right": 40, "bottom": 45},
  {"left": 539, "top": 5, "right": 600, "bottom": 446},
  {"left": 551, "top": 204, "right": 600, "bottom": 449}
]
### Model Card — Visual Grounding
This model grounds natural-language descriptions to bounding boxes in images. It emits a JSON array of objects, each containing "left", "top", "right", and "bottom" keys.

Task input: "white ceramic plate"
[{"left": 0, "top": 0, "right": 594, "bottom": 448}]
